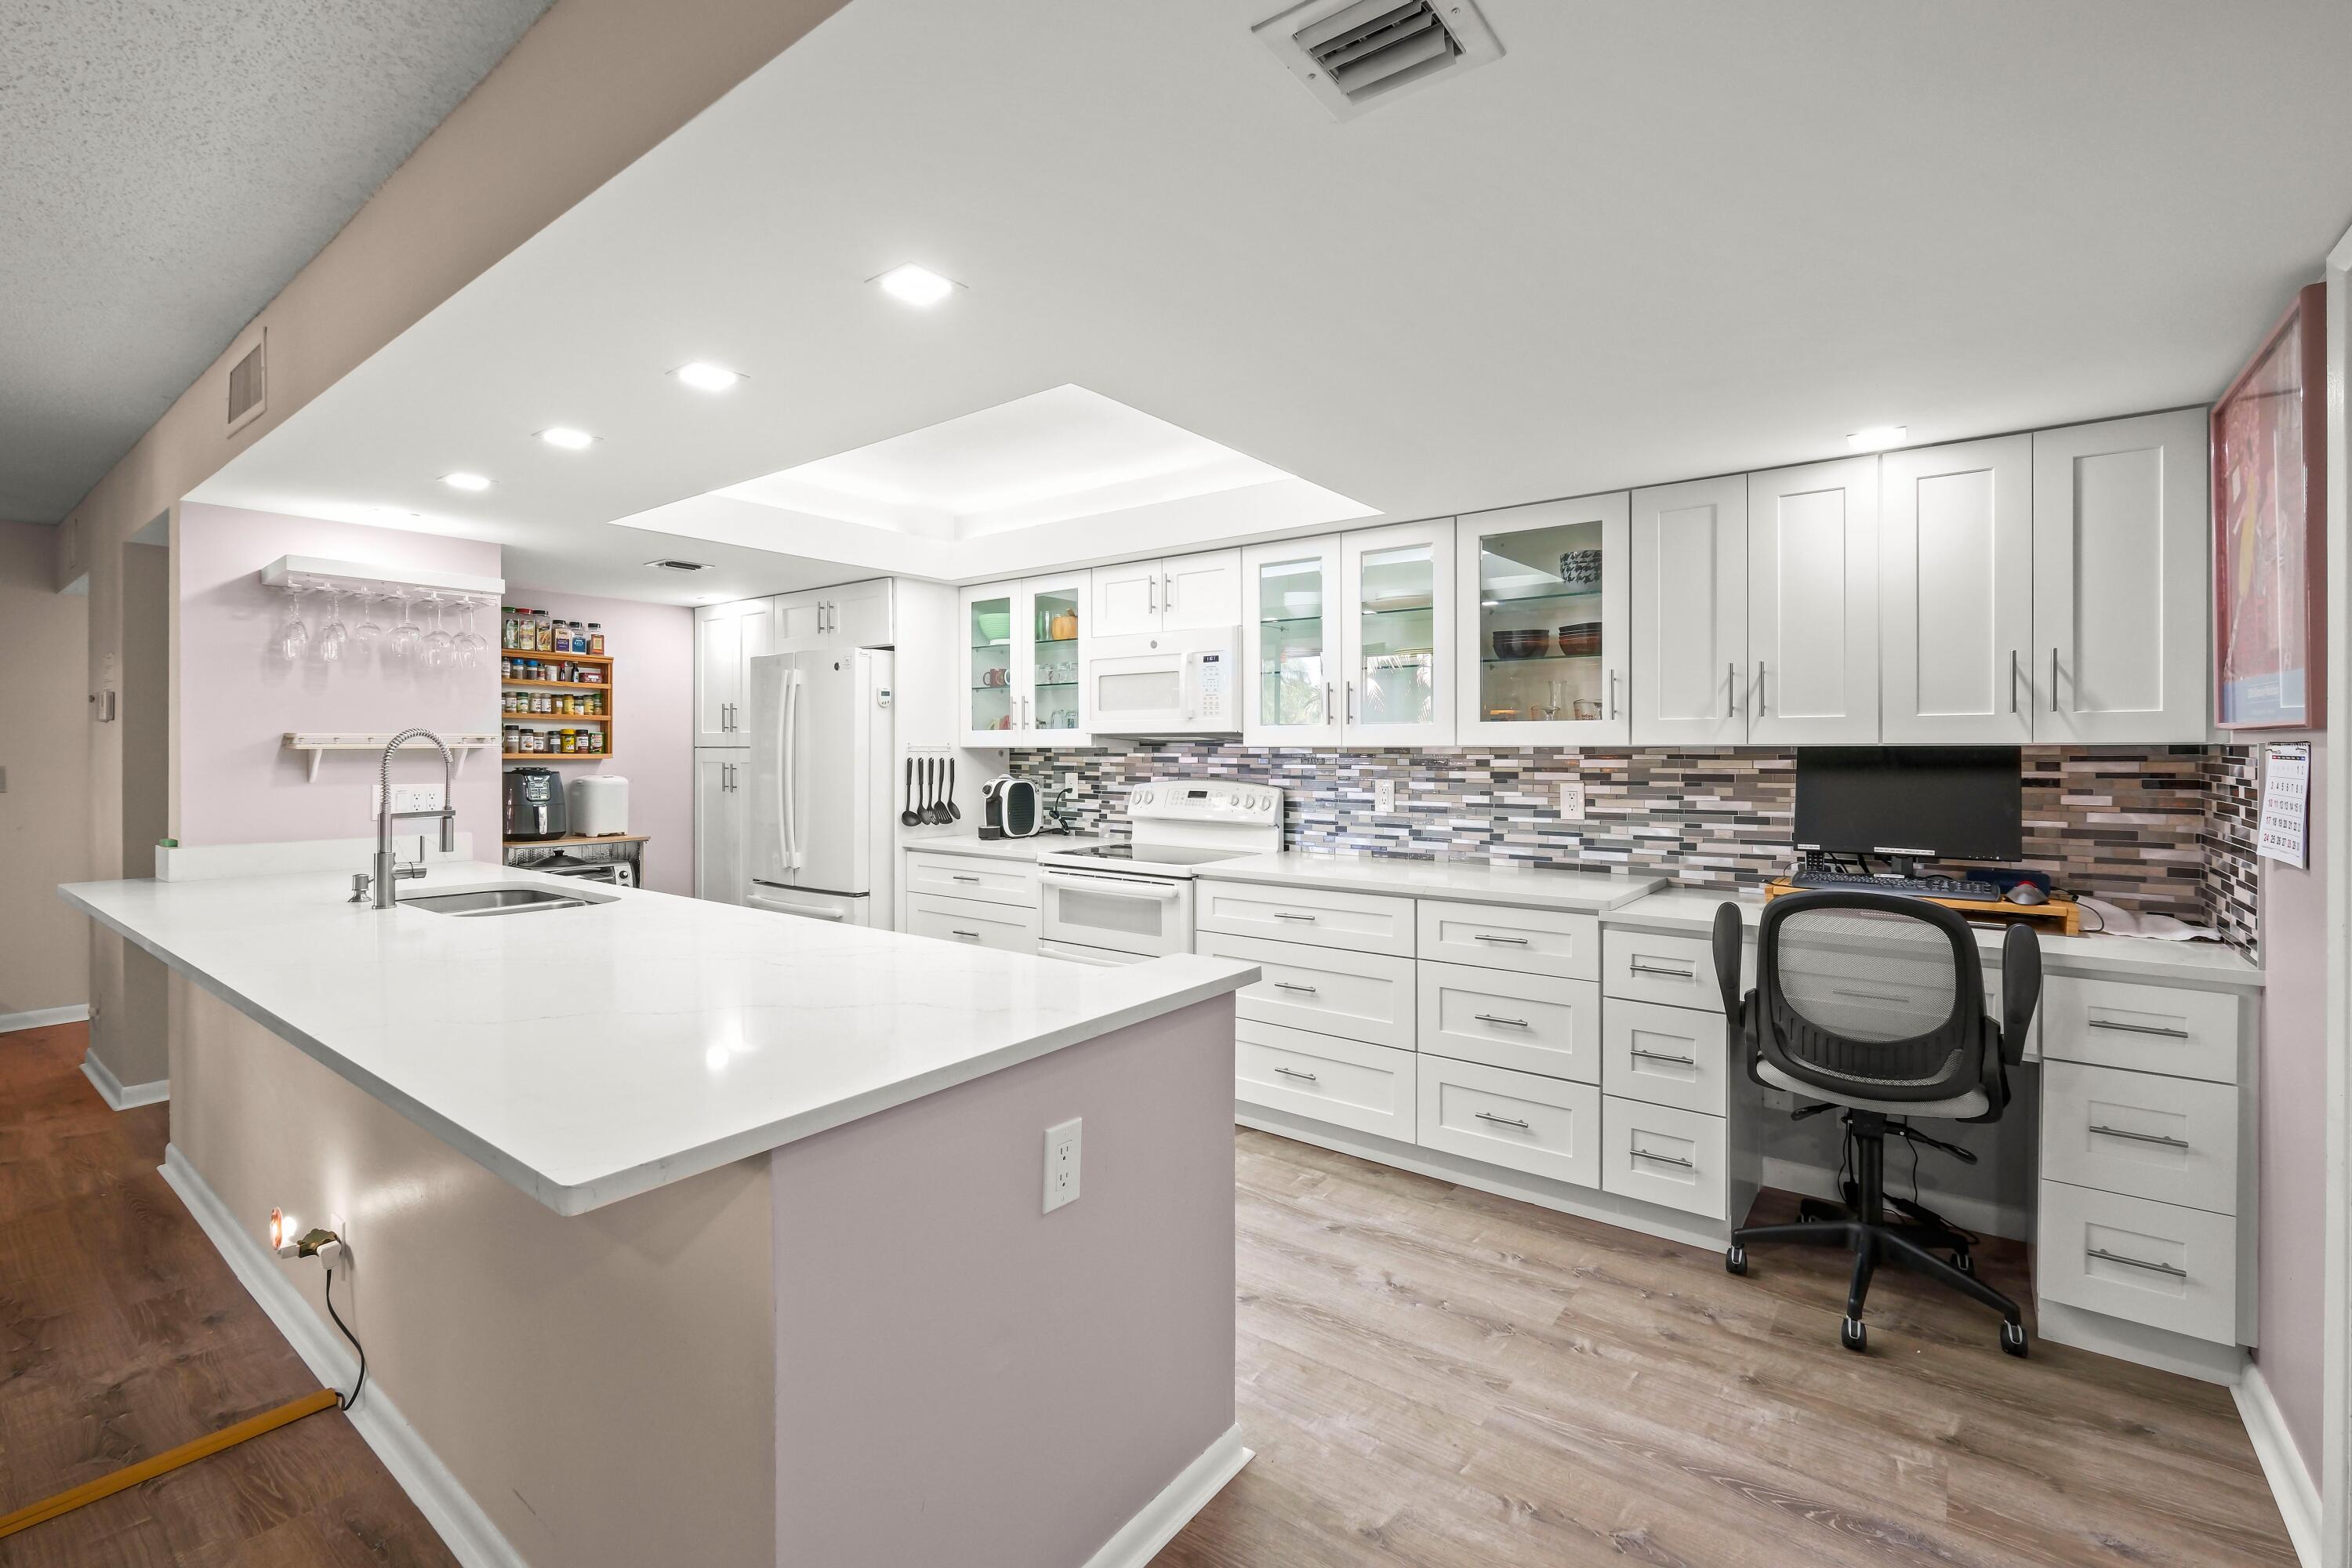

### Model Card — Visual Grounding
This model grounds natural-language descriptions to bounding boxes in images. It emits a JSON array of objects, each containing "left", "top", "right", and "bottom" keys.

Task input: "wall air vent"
[
  {"left": 646, "top": 558, "right": 714, "bottom": 572},
  {"left": 1254, "top": 0, "right": 1501, "bottom": 122},
  {"left": 225, "top": 328, "right": 267, "bottom": 434}
]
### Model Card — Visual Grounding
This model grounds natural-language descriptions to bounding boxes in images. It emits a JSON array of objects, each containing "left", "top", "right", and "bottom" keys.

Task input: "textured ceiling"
[{"left": 0, "top": 0, "right": 552, "bottom": 522}]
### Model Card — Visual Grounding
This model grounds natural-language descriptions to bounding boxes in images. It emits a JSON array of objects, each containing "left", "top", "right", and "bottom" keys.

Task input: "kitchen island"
[{"left": 61, "top": 863, "right": 1258, "bottom": 1568}]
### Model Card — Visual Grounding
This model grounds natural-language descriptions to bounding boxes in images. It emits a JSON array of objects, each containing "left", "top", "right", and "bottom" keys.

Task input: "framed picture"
[{"left": 2212, "top": 281, "right": 2326, "bottom": 730}]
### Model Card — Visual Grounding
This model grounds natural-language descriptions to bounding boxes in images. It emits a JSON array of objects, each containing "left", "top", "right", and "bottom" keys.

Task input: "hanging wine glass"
[
  {"left": 420, "top": 593, "right": 453, "bottom": 671},
  {"left": 387, "top": 590, "right": 419, "bottom": 659},
  {"left": 275, "top": 581, "right": 310, "bottom": 661},
  {"left": 354, "top": 592, "right": 385, "bottom": 644},
  {"left": 319, "top": 590, "right": 349, "bottom": 662},
  {"left": 455, "top": 598, "right": 486, "bottom": 667}
]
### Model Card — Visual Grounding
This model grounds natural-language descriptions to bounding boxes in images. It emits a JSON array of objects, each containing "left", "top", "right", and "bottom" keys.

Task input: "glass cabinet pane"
[
  {"left": 1476, "top": 520, "right": 1604, "bottom": 725},
  {"left": 1032, "top": 585, "right": 1082, "bottom": 732},
  {"left": 1358, "top": 544, "right": 1435, "bottom": 728},
  {"left": 1257, "top": 557, "right": 1326, "bottom": 728},
  {"left": 968, "top": 593, "right": 1015, "bottom": 735}
]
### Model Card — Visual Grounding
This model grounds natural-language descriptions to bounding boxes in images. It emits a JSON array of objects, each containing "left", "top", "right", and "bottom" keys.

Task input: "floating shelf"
[
  {"left": 260, "top": 556, "right": 505, "bottom": 600},
  {"left": 502, "top": 678, "right": 608, "bottom": 691},
  {"left": 503, "top": 753, "right": 615, "bottom": 764},
  {"left": 283, "top": 731, "right": 499, "bottom": 784}
]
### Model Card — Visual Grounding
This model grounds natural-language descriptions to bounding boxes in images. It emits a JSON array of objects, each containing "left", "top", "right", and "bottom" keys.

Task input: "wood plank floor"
[{"left": 1154, "top": 1128, "right": 2296, "bottom": 1568}]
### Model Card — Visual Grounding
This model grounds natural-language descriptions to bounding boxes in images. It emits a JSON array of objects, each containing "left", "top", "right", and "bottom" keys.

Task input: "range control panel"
[{"left": 1128, "top": 780, "right": 1284, "bottom": 826}]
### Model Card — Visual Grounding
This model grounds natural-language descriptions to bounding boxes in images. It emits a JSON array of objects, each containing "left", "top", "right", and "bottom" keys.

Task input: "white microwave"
[{"left": 1087, "top": 628, "right": 1240, "bottom": 735}]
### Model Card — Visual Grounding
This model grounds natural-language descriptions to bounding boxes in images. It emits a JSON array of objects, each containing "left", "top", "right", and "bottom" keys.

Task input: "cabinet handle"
[
  {"left": 1475, "top": 1111, "right": 1531, "bottom": 1131},
  {"left": 2050, "top": 648, "right": 2060, "bottom": 712},
  {"left": 2086, "top": 1018, "right": 2191, "bottom": 1039},
  {"left": 1473, "top": 934, "right": 1529, "bottom": 946},
  {"left": 2009, "top": 649, "right": 2020, "bottom": 714},
  {"left": 1607, "top": 668, "right": 1619, "bottom": 721},
  {"left": 2089, "top": 1123, "right": 2192, "bottom": 1150},
  {"left": 1164, "top": 572, "right": 1176, "bottom": 611},
  {"left": 1273, "top": 981, "right": 1319, "bottom": 994},
  {"left": 949, "top": 929, "right": 980, "bottom": 940},
  {"left": 1629, "top": 1047, "right": 1697, "bottom": 1067},
  {"left": 1631, "top": 1147, "right": 1695, "bottom": 1169},
  {"left": 1147, "top": 575, "right": 1156, "bottom": 613},
  {"left": 1726, "top": 660, "right": 1737, "bottom": 719},
  {"left": 1474, "top": 1013, "right": 1530, "bottom": 1029},
  {"left": 2086, "top": 1247, "right": 2187, "bottom": 1279},
  {"left": 1754, "top": 659, "right": 1766, "bottom": 717},
  {"left": 1272, "top": 1065, "right": 1319, "bottom": 1082},
  {"left": 1345, "top": 681, "right": 1356, "bottom": 724},
  {"left": 1628, "top": 958, "right": 1695, "bottom": 978},
  {"left": 952, "top": 873, "right": 982, "bottom": 884},
  {"left": 1272, "top": 911, "right": 1319, "bottom": 922},
  {"left": 1323, "top": 681, "right": 1334, "bottom": 725}
]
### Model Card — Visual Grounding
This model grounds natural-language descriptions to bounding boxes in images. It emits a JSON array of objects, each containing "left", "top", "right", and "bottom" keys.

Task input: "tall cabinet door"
[
  {"left": 1748, "top": 458, "right": 1881, "bottom": 745},
  {"left": 694, "top": 751, "right": 746, "bottom": 904},
  {"left": 1881, "top": 436, "right": 2034, "bottom": 743},
  {"left": 695, "top": 599, "right": 768, "bottom": 747},
  {"left": 1457, "top": 493, "right": 1630, "bottom": 745},
  {"left": 1022, "top": 572, "right": 1091, "bottom": 747},
  {"left": 1340, "top": 521, "right": 1456, "bottom": 746},
  {"left": 2032, "top": 410, "right": 2210, "bottom": 742},
  {"left": 1242, "top": 538, "right": 1342, "bottom": 746},
  {"left": 1161, "top": 549, "right": 1243, "bottom": 631},
  {"left": 961, "top": 582, "right": 1021, "bottom": 745},
  {"left": 1631, "top": 476, "right": 1746, "bottom": 746}
]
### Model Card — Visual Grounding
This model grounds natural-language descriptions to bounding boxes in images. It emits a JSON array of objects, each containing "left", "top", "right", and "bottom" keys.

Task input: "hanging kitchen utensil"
[
  {"left": 900, "top": 757, "right": 921, "bottom": 828},
  {"left": 946, "top": 757, "right": 961, "bottom": 821}
]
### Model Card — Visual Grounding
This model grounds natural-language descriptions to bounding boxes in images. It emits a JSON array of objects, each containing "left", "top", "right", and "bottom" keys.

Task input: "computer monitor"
[{"left": 1792, "top": 747, "right": 2022, "bottom": 872}]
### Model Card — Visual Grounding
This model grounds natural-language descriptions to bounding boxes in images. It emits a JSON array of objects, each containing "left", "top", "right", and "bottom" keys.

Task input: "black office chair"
[{"left": 1714, "top": 891, "right": 2040, "bottom": 1356}]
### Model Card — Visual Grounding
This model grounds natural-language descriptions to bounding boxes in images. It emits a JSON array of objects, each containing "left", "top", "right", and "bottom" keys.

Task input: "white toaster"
[{"left": 567, "top": 775, "right": 630, "bottom": 837}]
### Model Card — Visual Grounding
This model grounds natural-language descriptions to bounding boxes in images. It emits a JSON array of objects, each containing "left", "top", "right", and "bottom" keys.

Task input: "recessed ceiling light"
[
  {"left": 538, "top": 426, "right": 596, "bottom": 450},
  {"left": 673, "top": 361, "right": 744, "bottom": 393},
  {"left": 875, "top": 263, "right": 957, "bottom": 307},
  {"left": 1846, "top": 426, "right": 1908, "bottom": 452},
  {"left": 441, "top": 472, "right": 492, "bottom": 492}
]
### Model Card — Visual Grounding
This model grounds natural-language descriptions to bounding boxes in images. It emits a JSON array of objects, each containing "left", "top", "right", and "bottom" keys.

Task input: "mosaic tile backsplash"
[{"left": 1011, "top": 742, "right": 2263, "bottom": 956}]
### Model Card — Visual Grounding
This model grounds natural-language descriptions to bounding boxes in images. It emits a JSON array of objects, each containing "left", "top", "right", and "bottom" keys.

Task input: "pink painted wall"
[
  {"left": 2256, "top": 736, "right": 2326, "bottom": 1483},
  {"left": 177, "top": 503, "right": 502, "bottom": 855},
  {"left": 506, "top": 586, "right": 693, "bottom": 895},
  {"left": 773, "top": 997, "right": 1237, "bottom": 1566}
]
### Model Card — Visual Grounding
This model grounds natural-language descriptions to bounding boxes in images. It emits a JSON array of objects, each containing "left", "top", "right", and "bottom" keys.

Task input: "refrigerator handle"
[{"left": 782, "top": 670, "right": 804, "bottom": 869}]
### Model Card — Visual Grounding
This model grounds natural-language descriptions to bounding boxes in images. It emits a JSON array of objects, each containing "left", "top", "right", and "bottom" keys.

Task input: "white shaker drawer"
[
  {"left": 2040, "top": 976, "right": 2240, "bottom": 1084},
  {"left": 1602, "top": 929, "right": 1726, "bottom": 1011},
  {"left": 1417, "top": 963, "right": 1600, "bottom": 1083},
  {"left": 2041, "top": 1062, "right": 2239, "bottom": 1215},
  {"left": 1416, "top": 901, "right": 1598, "bottom": 980},
  {"left": 1601, "top": 1095, "right": 1728, "bottom": 1219},
  {"left": 906, "top": 851, "right": 1038, "bottom": 908},
  {"left": 1415, "top": 1057, "right": 1601, "bottom": 1189},
  {"left": 1601, "top": 997, "right": 1730, "bottom": 1116},
  {"left": 1196, "top": 931, "right": 1417, "bottom": 1050},
  {"left": 1236, "top": 1021, "right": 1415, "bottom": 1142},
  {"left": 906, "top": 891, "right": 1039, "bottom": 953},
  {"left": 2036, "top": 1181, "right": 2241, "bottom": 1345},
  {"left": 1195, "top": 880, "right": 1414, "bottom": 956}
]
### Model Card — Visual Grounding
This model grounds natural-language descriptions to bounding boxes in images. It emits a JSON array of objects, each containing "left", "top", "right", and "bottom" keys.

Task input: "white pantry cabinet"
[
  {"left": 1880, "top": 436, "right": 2034, "bottom": 743},
  {"left": 694, "top": 750, "right": 746, "bottom": 904},
  {"left": 1747, "top": 457, "right": 1881, "bottom": 745},
  {"left": 693, "top": 598, "right": 774, "bottom": 748},
  {"left": 1090, "top": 549, "right": 1242, "bottom": 637},
  {"left": 1340, "top": 521, "right": 1456, "bottom": 747},
  {"left": 1457, "top": 492, "right": 1631, "bottom": 745},
  {"left": 2032, "top": 410, "right": 2210, "bottom": 743},
  {"left": 961, "top": 574, "right": 1091, "bottom": 747},
  {"left": 1630, "top": 476, "right": 1747, "bottom": 746},
  {"left": 1241, "top": 537, "right": 1344, "bottom": 746}
]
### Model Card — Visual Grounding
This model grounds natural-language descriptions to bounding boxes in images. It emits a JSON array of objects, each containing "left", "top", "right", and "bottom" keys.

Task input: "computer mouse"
[{"left": 2004, "top": 883, "right": 2046, "bottom": 906}]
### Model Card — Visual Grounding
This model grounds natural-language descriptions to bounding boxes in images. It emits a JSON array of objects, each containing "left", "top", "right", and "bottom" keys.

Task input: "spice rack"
[{"left": 503, "top": 608, "right": 618, "bottom": 762}]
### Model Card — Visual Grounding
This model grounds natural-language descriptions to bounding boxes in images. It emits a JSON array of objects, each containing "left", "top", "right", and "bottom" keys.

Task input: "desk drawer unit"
[
  {"left": 1602, "top": 929, "right": 1725, "bottom": 1011},
  {"left": 1601, "top": 1095, "right": 1728, "bottom": 1219},
  {"left": 1416, "top": 1056, "right": 1601, "bottom": 1188},
  {"left": 905, "top": 891, "right": 1039, "bottom": 953},
  {"left": 2040, "top": 1062, "right": 2239, "bottom": 1214},
  {"left": 1600, "top": 997, "right": 1729, "bottom": 1117},
  {"left": 2036, "top": 1181, "right": 2239, "bottom": 1345},
  {"left": 1196, "top": 931, "right": 1417, "bottom": 1050},
  {"left": 1416, "top": 901, "right": 1598, "bottom": 980},
  {"left": 1195, "top": 881, "right": 1414, "bottom": 956},
  {"left": 905, "top": 852, "right": 1037, "bottom": 908},
  {"left": 1417, "top": 963, "right": 1600, "bottom": 1083},
  {"left": 2040, "top": 976, "right": 2240, "bottom": 1084},
  {"left": 1236, "top": 1020, "right": 1415, "bottom": 1142}
]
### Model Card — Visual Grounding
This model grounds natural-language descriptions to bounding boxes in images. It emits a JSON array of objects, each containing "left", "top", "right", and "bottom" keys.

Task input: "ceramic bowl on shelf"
[
  {"left": 1492, "top": 630, "right": 1553, "bottom": 660},
  {"left": 1557, "top": 622, "right": 1602, "bottom": 658}
]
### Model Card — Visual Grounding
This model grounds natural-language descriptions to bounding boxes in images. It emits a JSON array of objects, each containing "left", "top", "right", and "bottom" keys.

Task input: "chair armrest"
[
  {"left": 1999, "top": 922, "right": 2042, "bottom": 1068},
  {"left": 1711, "top": 903, "right": 1744, "bottom": 1018}
]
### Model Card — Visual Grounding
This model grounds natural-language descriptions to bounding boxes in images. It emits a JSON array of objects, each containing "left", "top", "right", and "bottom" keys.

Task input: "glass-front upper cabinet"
[
  {"left": 960, "top": 575, "right": 1090, "bottom": 748},
  {"left": 1338, "top": 521, "right": 1456, "bottom": 746},
  {"left": 1241, "top": 539, "right": 1342, "bottom": 746},
  {"left": 1456, "top": 492, "right": 1631, "bottom": 744}
]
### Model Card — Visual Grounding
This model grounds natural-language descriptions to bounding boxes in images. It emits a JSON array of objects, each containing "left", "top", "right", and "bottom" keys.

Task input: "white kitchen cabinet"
[
  {"left": 775, "top": 579, "right": 893, "bottom": 651},
  {"left": 1339, "top": 520, "right": 1456, "bottom": 746},
  {"left": 1881, "top": 436, "right": 2034, "bottom": 743},
  {"left": 1242, "top": 538, "right": 1344, "bottom": 746},
  {"left": 1630, "top": 476, "right": 1747, "bottom": 746},
  {"left": 1457, "top": 492, "right": 1630, "bottom": 745},
  {"left": 1089, "top": 549, "right": 1241, "bottom": 637},
  {"left": 693, "top": 598, "right": 774, "bottom": 748},
  {"left": 1747, "top": 457, "right": 1880, "bottom": 744},
  {"left": 960, "top": 574, "right": 1091, "bottom": 747},
  {"left": 2032, "top": 410, "right": 2210, "bottom": 742},
  {"left": 694, "top": 750, "right": 746, "bottom": 904}
]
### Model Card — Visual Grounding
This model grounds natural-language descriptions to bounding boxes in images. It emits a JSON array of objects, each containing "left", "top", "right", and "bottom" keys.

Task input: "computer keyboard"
[{"left": 1788, "top": 871, "right": 2002, "bottom": 901}]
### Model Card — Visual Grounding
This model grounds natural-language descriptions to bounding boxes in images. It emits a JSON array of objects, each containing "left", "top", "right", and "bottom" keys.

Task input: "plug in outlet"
[
  {"left": 1559, "top": 779, "right": 1585, "bottom": 821},
  {"left": 1042, "top": 1118, "right": 1082, "bottom": 1214},
  {"left": 1372, "top": 778, "right": 1396, "bottom": 814},
  {"left": 371, "top": 783, "right": 446, "bottom": 815}
]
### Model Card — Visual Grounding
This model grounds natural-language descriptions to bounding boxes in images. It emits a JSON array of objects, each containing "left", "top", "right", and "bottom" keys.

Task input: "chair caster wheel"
[
  {"left": 1724, "top": 1245, "right": 1748, "bottom": 1276},
  {"left": 1954, "top": 1250, "right": 1976, "bottom": 1276},
  {"left": 2001, "top": 1321, "right": 2028, "bottom": 1358},
  {"left": 1840, "top": 1316, "right": 1867, "bottom": 1354}
]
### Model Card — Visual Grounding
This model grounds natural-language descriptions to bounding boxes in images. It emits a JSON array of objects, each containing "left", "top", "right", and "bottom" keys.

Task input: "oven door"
[{"left": 1038, "top": 867, "right": 1192, "bottom": 958}]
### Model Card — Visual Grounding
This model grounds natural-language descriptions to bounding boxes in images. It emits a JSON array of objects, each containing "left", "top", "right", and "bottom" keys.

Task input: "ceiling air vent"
[
  {"left": 225, "top": 328, "right": 267, "bottom": 434},
  {"left": 1254, "top": 0, "right": 1501, "bottom": 121},
  {"left": 646, "top": 558, "right": 713, "bottom": 573}
]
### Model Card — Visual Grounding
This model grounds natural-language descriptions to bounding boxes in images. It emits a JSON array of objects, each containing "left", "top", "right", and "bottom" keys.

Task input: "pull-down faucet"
[{"left": 357, "top": 728, "right": 457, "bottom": 909}]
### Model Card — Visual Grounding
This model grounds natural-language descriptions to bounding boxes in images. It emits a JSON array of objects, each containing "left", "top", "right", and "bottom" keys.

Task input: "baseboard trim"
[
  {"left": 2034, "top": 1298, "right": 2247, "bottom": 1385},
  {"left": 159, "top": 1145, "right": 527, "bottom": 1568},
  {"left": 81, "top": 1049, "right": 169, "bottom": 1111},
  {"left": 1079, "top": 1424, "right": 1250, "bottom": 1568},
  {"left": 2234, "top": 1364, "right": 2321, "bottom": 1567},
  {"left": 2, "top": 1003, "right": 89, "bottom": 1034},
  {"left": 1759, "top": 1155, "right": 2031, "bottom": 1243}
]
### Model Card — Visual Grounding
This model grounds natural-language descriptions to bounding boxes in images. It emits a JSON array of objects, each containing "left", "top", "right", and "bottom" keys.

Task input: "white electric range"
[{"left": 1035, "top": 782, "right": 1284, "bottom": 965}]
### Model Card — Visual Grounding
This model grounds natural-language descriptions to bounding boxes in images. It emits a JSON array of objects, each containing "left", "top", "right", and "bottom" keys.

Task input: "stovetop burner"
[{"left": 1048, "top": 843, "right": 1254, "bottom": 867}]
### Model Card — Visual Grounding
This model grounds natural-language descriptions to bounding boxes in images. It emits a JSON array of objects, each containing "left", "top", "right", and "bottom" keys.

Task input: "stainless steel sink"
[{"left": 401, "top": 886, "right": 604, "bottom": 916}]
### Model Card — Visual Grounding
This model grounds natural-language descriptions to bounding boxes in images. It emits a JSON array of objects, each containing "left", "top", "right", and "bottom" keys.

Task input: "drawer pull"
[
  {"left": 1272, "top": 911, "right": 1319, "bottom": 923},
  {"left": 1628, "top": 958, "right": 1695, "bottom": 978},
  {"left": 2087, "top": 1018, "right": 2192, "bottom": 1039},
  {"left": 1272, "top": 1065, "right": 1319, "bottom": 1082},
  {"left": 1630, "top": 1147, "right": 1695, "bottom": 1170},
  {"left": 1629, "top": 1047, "right": 1697, "bottom": 1067},
  {"left": 1473, "top": 934, "right": 1530, "bottom": 946},
  {"left": 2088, "top": 1123, "right": 2192, "bottom": 1151},
  {"left": 949, "top": 929, "right": 981, "bottom": 940},
  {"left": 1474, "top": 1013, "right": 1530, "bottom": 1029},
  {"left": 1273, "top": 981, "right": 1320, "bottom": 994},
  {"left": 2085, "top": 1247, "right": 2188, "bottom": 1279},
  {"left": 952, "top": 873, "right": 982, "bottom": 884},
  {"left": 1474, "top": 1111, "right": 1532, "bottom": 1131}
]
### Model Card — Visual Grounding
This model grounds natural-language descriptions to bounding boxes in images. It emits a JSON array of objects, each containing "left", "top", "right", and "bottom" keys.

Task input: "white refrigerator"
[{"left": 746, "top": 647, "right": 895, "bottom": 927}]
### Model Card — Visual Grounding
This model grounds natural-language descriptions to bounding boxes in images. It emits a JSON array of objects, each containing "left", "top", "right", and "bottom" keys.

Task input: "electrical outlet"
[
  {"left": 1372, "top": 778, "right": 1396, "bottom": 814},
  {"left": 1559, "top": 779, "right": 1585, "bottom": 821},
  {"left": 1043, "top": 1118, "right": 1082, "bottom": 1214},
  {"left": 371, "top": 783, "right": 446, "bottom": 815}
]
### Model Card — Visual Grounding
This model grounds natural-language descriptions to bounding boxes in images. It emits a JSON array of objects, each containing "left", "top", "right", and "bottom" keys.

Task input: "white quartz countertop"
[
  {"left": 60, "top": 864, "right": 1255, "bottom": 1214},
  {"left": 1196, "top": 851, "right": 1666, "bottom": 913},
  {"left": 902, "top": 832, "right": 1102, "bottom": 862}
]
